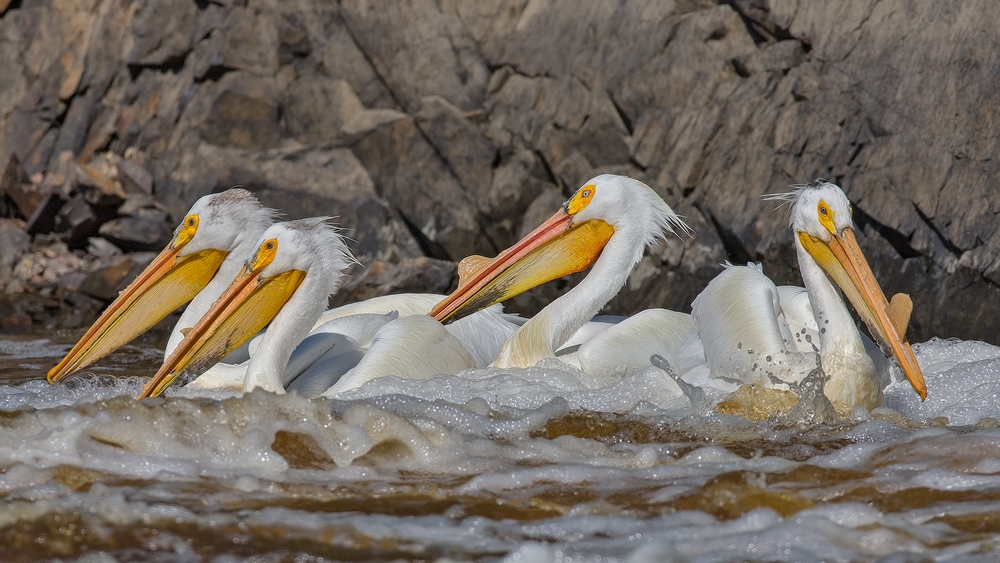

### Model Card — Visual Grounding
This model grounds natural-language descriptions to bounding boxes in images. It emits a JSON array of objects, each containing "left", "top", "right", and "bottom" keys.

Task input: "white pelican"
[
  {"left": 189, "top": 293, "right": 456, "bottom": 389},
  {"left": 429, "top": 176, "right": 926, "bottom": 413},
  {"left": 686, "top": 182, "right": 926, "bottom": 411},
  {"left": 431, "top": 174, "right": 695, "bottom": 382},
  {"left": 182, "top": 297, "right": 521, "bottom": 396},
  {"left": 137, "top": 219, "right": 519, "bottom": 399},
  {"left": 47, "top": 189, "right": 277, "bottom": 383}
]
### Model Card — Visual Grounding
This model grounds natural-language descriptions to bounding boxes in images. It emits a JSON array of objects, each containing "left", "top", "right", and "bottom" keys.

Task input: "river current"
[{"left": 2, "top": 333, "right": 1000, "bottom": 562}]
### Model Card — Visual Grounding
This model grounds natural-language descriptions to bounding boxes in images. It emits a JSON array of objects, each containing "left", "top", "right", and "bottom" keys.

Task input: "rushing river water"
[{"left": 3, "top": 332, "right": 1000, "bottom": 562}]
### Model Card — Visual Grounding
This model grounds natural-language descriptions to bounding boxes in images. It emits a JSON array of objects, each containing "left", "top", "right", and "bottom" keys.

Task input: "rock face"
[{"left": 2, "top": 0, "right": 999, "bottom": 341}]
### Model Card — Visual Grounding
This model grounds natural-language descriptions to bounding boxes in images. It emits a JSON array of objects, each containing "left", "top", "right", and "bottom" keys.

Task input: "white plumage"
[
  {"left": 691, "top": 263, "right": 817, "bottom": 388},
  {"left": 143, "top": 218, "right": 520, "bottom": 398},
  {"left": 684, "top": 182, "right": 926, "bottom": 411},
  {"left": 433, "top": 175, "right": 693, "bottom": 382},
  {"left": 48, "top": 188, "right": 277, "bottom": 384},
  {"left": 166, "top": 190, "right": 279, "bottom": 355}
]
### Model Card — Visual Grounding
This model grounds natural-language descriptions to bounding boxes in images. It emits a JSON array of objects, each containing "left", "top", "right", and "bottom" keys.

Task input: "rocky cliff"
[{"left": 1, "top": 0, "right": 998, "bottom": 342}]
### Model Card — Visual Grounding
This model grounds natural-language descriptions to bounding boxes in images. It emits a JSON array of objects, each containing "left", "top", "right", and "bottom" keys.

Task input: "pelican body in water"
[
  {"left": 138, "top": 219, "right": 520, "bottom": 399},
  {"left": 431, "top": 177, "right": 926, "bottom": 412},
  {"left": 47, "top": 189, "right": 276, "bottom": 383},
  {"left": 139, "top": 218, "right": 354, "bottom": 398},
  {"left": 431, "top": 174, "right": 694, "bottom": 382},
  {"left": 687, "top": 182, "right": 926, "bottom": 411}
]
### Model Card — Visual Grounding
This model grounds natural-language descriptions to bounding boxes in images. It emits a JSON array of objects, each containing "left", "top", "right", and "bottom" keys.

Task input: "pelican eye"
[
  {"left": 174, "top": 214, "right": 200, "bottom": 247},
  {"left": 252, "top": 238, "right": 280, "bottom": 270},
  {"left": 567, "top": 184, "right": 597, "bottom": 215},
  {"left": 816, "top": 200, "right": 837, "bottom": 234}
]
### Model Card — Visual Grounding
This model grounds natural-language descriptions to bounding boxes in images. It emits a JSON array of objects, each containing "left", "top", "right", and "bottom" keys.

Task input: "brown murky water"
[{"left": 2, "top": 335, "right": 1000, "bottom": 562}]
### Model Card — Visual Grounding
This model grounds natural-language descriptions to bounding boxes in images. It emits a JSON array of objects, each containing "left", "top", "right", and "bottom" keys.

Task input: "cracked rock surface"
[{"left": 1, "top": 0, "right": 998, "bottom": 341}]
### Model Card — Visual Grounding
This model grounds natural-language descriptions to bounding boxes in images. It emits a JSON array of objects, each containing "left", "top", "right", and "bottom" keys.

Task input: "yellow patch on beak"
[
  {"left": 174, "top": 214, "right": 200, "bottom": 248},
  {"left": 47, "top": 245, "right": 228, "bottom": 383},
  {"left": 431, "top": 182, "right": 608, "bottom": 322},
  {"left": 432, "top": 214, "right": 615, "bottom": 322}
]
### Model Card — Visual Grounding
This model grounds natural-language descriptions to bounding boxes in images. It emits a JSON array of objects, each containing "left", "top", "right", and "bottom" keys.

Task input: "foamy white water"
[{"left": 2, "top": 336, "right": 1000, "bottom": 561}]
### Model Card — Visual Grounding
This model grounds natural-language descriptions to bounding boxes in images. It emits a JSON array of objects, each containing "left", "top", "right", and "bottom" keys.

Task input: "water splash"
[{"left": 3, "top": 337, "right": 1000, "bottom": 560}]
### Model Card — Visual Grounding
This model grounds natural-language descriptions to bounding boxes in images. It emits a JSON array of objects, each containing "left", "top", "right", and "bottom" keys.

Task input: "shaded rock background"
[{"left": 0, "top": 0, "right": 997, "bottom": 342}]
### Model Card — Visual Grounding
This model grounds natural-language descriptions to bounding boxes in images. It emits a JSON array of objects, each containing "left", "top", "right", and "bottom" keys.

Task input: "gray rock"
[
  {"left": 189, "top": 6, "right": 279, "bottom": 78},
  {"left": 98, "top": 216, "right": 172, "bottom": 252},
  {"left": 415, "top": 95, "right": 498, "bottom": 204},
  {"left": 124, "top": 0, "right": 202, "bottom": 68},
  {"left": 485, "top": 145, "right": 554, "bottom": 246},
  {"left": 518, "top": 189, "right": 566, "bottom": 239},
  {"left": 375, "top": 256, "right": 457, "bottom": 296},
  {"left": 25, "top": 192, "right": 66, "bottom": 236},
  {"left": 0, "top": 21, "right": 27, "bottom": 119},
  {"left": 4, "top": 0, "right": 1000, "bottom": 342},
  {"left": 78, "top": 257, "right": 135, "bottom": 301},
  {"left": 329, "top": 257, "right": 457, "bottom": 308},
  {"left": 164, "top": 142, "right": 424, "bottom": 264},
  {"left": 55, "top": 194, "right": 102, "bottom": 247},
  {"left": 191, "top": 72, "right": 283, "bottom": 150},
  {"left": 115, "top": 156, "right": 153, "bottom": 195},
  {"left": 282, "top": 78, "right": 365, "bottom": 145},
  {"left": 350, "top": 111, "right": 490, "bottom": 261},
  {"left": 118, "top": 193, "right": 170, "bottom": 224},
  {"left": 339, "top": 0, "right": 489, "bottom": 112},
  {"left": 313, "top": 12, "right": 396, "bottom": 109},
  {"left": 0, "top": 218, "right": 30, "bottom": 290},
  {"left": 86, "top": 237, "right": 122, "bottom": 258}
]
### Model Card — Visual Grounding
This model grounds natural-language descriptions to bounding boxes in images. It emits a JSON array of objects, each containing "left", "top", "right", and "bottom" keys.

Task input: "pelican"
[
  {"left": 182, "top": 296, "right": 521, "bottom": 396},
  {"left": 187, "top": 293, "right": 458, "bottom": 390},
  {"left": 429, "top": 176, "right": 926, "bottom": 413},
  {"left": 686, "top": 182, "right": 926, "bottom": 411},
  {"left": 47, "top": 188, "right": 277, "bottom": 383},
  {"left": 431, "top": 174, "right": 695, "bottom": 382},
  {"left": 138, "top": 219, "right": 519, "bottom": 399}
]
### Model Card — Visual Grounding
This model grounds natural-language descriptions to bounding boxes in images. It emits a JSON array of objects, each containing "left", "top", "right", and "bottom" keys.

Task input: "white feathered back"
[
  {"left": 326, "top": 315, "right": 477, "bottom": 394},
  {"left": 692, "top": 263, "right": 814, "bottom": 385}
]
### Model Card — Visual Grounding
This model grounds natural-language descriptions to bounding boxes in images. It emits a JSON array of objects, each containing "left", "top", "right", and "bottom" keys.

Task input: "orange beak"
[
  {"left": 431, "top": 207, "right": 615, "bottom": 322},
  {"left": 138, "top": 245, "right": 305, "bottom": 399},
  {"left": 47, "top": 243, "right": 228, "bottom": 383},
  {"left": 799, "top": 227, "right": 927, "bottom": 400}
]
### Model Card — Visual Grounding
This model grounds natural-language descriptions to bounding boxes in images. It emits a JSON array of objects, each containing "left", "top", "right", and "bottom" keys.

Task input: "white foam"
[
  {"left": 336, "top": 360, "right": 694, "bottom": 414},
  {"left": 910, "top": 468, "right": 1000, "bottom": 491},
  {"left": 3, "top": 336, "right": 1000, "bottom": 559},
  {"left": 885, "top": 338, "right": 1000, "bottom": 425}
]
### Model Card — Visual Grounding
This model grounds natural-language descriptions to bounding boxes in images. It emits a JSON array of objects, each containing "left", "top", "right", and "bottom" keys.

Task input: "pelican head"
[
  {"left": 431, "top": 174, "right": 687, "bottom": 322},
  {"left": 173, "top": 189, "right": 277, "bottom": 257},
  {"left": 138, "top": 218, "right": 353, "bottom": 398},
  {"left": 48, "top": 189, "right": 277, "bottom": 383},
  {"left": 568, "top": 174, "right": 686, "bottom": 239},
  {"left": 770, "top": 181, "right": 927, "bottom": 401},
  {"left": 789, "top": 182, "right": 855, "bottom": 241}
]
